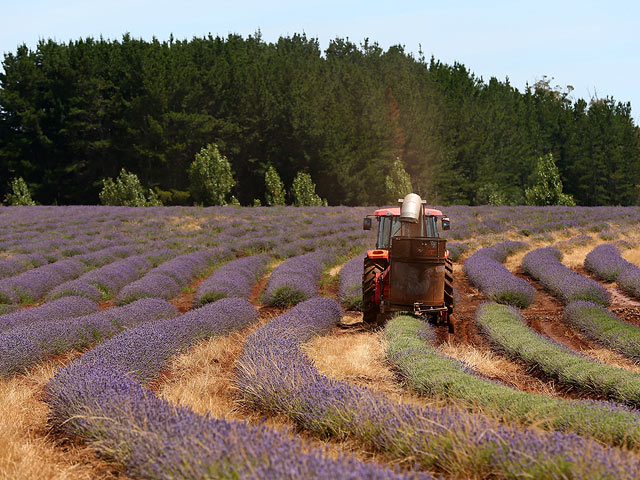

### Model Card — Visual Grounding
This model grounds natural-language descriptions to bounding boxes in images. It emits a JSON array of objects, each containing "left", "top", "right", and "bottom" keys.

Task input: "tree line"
[{"left": 1, "top": 32, "right": 638, "bottom": 206}]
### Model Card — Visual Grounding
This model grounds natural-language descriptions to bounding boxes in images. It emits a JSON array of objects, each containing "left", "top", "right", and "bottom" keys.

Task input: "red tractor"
[{"left": 362, "top": 193, "right": 454, "bottom": 331}]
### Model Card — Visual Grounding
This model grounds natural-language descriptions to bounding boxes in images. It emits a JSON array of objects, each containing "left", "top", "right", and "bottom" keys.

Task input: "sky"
[{"left": 2, "top": 0, "right": 639, "bottom": 124}]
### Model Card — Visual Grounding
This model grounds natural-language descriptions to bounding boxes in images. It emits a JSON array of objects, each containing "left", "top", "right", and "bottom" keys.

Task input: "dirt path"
[{"left": 435, "top": 263, "right": 573, "bottom": 397}]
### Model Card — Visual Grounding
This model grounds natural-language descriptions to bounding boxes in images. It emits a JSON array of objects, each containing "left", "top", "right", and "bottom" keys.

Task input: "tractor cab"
[{"left": 364, "top": 207, "right": 450, "bottom": 249}]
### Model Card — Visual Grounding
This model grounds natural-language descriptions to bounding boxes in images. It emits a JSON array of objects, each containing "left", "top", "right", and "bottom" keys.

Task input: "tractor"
[{"left": 362, "top": 193, "right": 454, "bottom": 331}]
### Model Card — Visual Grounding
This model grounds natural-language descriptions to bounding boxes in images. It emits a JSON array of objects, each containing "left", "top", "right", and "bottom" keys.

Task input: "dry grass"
[
  {"left": 0, "top": 353, "right": 128, "bottom": 480},
  {"left": 437, "top": 341, "right": 560, "bottom": 396},
  {"left": 158, "top": 332, "right": 244, "bottom": 418},
  {"left": 302, "top": 329, "right": 433, "bottom": 408},
  {"left": 622, "top": 245, "right": 640, "bottom": 266},
  {"left": 581, "top": 348, "right": 640, "bottom": 374},
  {"left": 156, "top": 316, "right": 388, "bottom": 464},
  {"left": 165, "top": 216, "right": 205, "bottom": 232}
]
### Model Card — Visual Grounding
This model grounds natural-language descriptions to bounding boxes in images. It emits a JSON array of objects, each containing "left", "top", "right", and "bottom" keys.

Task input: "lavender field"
[{"left": 2, "top": 204, "right": 640, "bottom": 479}]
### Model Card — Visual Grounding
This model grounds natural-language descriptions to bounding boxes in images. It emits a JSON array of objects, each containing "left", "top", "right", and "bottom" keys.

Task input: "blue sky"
[{"left": 2, "top": 0, "right": 639, "bottom": 124}]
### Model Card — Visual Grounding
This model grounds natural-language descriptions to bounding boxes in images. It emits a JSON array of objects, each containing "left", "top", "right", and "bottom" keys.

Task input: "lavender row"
[
  {"left": 0, "top": 244, "right": 142, "bottom": 304},
  {"left": 476, "top": 302, "right": 640, "bottom": 407},
  {"left": 194, "top": 254, "right": 270, "bottom": 307},
  {"left": 338, "top": 254, "right": 365, "bottom": 310},
  {"left": 0, "top": 258, "right": 89, "bottom": 304},
  {"left": 235, "top": 297, "right": 640, "bottom": 479},
  {"left": 46, "top": 248, "right": 175, "bottom": 301},
  {"left": 463, "top": 241, "right": 534, "bottom": 308},
  {"left": 116, "top": 247, "right": 232, "bottom": 304},
  {"left": 0, "top": 298, "right": 178, "bottom": 377},
  {"left": 0, "top": 296, "right": 98, "bottom": 332},
  {"left": 262, "top": 251, "right": 334, "bottom": 307},
  {"left": 44, "top": 298, "right": 408, "bottom": 480},
  {"left": 584, "top": 244, "right": 640, "bottom": 300},
  {"left": 522, "top": 246, "right": 610, "bottom": 306},
  {"left": 0, "top": 253, "right": 47, "bottom": 279},
  {"left": 564, "top": 301, "right": 640, "bottom": 363},
  {"left": 385, "top": 314, "right": 640, "bottom": 449}
]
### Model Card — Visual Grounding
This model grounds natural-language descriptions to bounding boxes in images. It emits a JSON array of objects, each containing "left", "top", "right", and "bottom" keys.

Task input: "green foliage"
[
  {"left": 385, "top": 314, "right": 640, "bottom": 449},
  {"left": 264, "top": 165, "right": 286, "bottom": 206},
  {"left": 525, "top": 154, "right": 576, "bottom": 206},
  {"left": 265, "top": 286, "right": 305, "bottom": 307},
  {"left": 5, "top": 177, "right": 36, "bottom": 205},
  {"left": 384, "top": 157, "right": 412, "bottom": 203},
  {"left": 252, "top": 198, "right": 262, "bottom": 207},
  {"left": 0, "top": 34, "right": 637, "bottom": 206},
  {"left": 188, "top": 144, "right": 235, "bottom": 206},
  {"left": 98, "top": 169, "right": 161, "bottom": 206},
  {"left": 291, "top": 172, "right": 323, "bottom": 207},
  {"left": 153, "top": 187, "right": 191, "bottom": 206},
  {"left": 229, "top": 195, "right": 241, "bottom": 206}
]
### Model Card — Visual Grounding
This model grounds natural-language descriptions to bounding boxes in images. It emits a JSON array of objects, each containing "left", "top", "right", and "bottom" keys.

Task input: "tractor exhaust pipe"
[{"left": 399, "top": 193, "right": 423, "bottom": 224}]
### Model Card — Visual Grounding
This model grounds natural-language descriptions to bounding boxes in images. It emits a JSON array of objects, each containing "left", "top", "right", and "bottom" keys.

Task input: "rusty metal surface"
[{"left": 388, "top": 237, "right": 447, "bottom": 307}]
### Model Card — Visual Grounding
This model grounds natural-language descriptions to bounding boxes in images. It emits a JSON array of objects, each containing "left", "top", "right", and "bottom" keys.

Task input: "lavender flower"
[
  {"left": 195, "top": 254, "right": 270, "bottom": 306},
  {"left": 463, "top": 241, "right": 534, "bottom": 308},
  {"left": 522, "top": 247, "right": 610, "bottom": 306},
  {"left": 0, "top": 298, "right": 178, "bottom": 376},
  {"left": 338, "top": 254, "right": 365, "bottom": 310},
  {"left": 263, "top": 252, "right": 328, "bottom": 307},
  {"left": 0, "top": 296, "right": 98, "bottom": 332},
  {"left": 45, "top": 298, "right": 410, "bottom": 479}
]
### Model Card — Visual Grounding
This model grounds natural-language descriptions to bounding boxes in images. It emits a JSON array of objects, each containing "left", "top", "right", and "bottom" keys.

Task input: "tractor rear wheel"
[
  {"left": 362, "top": 257, "right": 385, "bottom": 325},
  {"left": 444, "top": 257, "right": 454, "bottom": 333}
]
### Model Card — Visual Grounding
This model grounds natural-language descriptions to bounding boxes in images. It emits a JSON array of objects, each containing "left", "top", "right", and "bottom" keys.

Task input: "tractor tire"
[
  {"left": 362, "top": 257, "right": 385, "bottom": 325},
  {"left": 444, "top": 257, "right": 455, "bottom": 333}
]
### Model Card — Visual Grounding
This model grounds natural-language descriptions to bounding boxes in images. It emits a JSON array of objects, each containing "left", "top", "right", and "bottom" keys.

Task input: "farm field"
[{"left": 2, "top": 204, "right": 640, "bottom": 479}]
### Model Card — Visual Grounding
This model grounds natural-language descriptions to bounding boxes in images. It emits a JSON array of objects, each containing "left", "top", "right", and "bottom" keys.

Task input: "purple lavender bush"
[
  {"left": 584, "top": 244, "right": 640, "bottom": 300},
  {"left": 338, "top": 254, "right": 365, "bottom": 310},
  {"left": 0, "top": 259, "right": 89, "bottom": 304},
  {"left": 0, "top": 296, "right": 98, "bottom": 332},
  {"left": 463, "top": 241, "right": 534, "bottom": 308},
  {"left": 522, "top": 247, "right": 610, "bottom": 306},
  {"left": 45, "top": 297, "right": 411, "bottom": 480},
  {"left": 195, "top": 254, "right": 270, "bottom": 306},
  {"left": 48, "top": 254, "right": 153, "bottom": 301},
  {"left": 235, "top": 298, "right": 640, "bottom": 479},
  {"left": 263, "top": 252, "right": 329, "bottom": 307},
  {"left": 584, "top": 244, "right": 634, "bottom": 282},
  {"left": 116, "top": 248, "right": 232, "bottom": 304},
  {"left": 0, "top": 298, "right": 178, "bottom": 377}
]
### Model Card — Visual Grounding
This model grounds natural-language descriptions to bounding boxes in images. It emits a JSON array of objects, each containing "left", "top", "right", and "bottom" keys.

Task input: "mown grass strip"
[
  {"left": 385, "top": 314, "right": 640, "bottom": 449},
  {"left": 565, "top": 300, "right": 640, "bottom": 363},
  {"left": 476, "top": 302, "right": 640, "bottom": 407}
]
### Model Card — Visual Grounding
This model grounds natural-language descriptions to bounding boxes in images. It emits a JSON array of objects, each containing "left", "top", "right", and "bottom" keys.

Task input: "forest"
[{"left": 0, "top": 32, "right": 638, "bottom": 206}]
